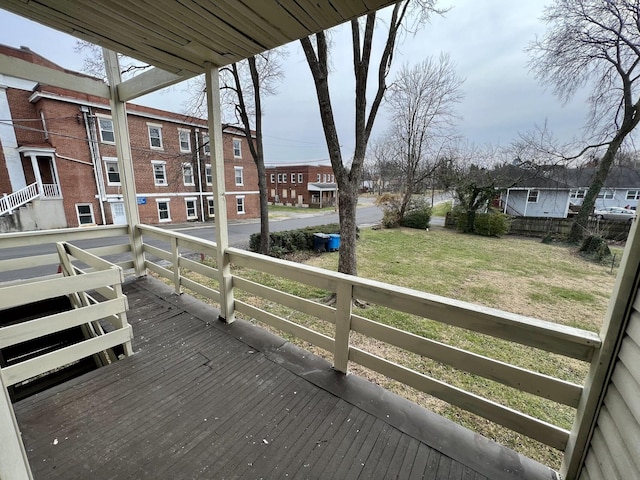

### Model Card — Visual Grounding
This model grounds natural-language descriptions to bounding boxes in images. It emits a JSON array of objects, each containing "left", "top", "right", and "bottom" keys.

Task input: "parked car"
[{"left": 593, "top": 206, "right": 637, "bottom": 222}]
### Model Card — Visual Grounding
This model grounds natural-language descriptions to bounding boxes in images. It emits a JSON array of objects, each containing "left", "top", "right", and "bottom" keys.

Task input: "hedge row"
[{"left": 249, "top": 223, "right": 343, "bottom": 256}]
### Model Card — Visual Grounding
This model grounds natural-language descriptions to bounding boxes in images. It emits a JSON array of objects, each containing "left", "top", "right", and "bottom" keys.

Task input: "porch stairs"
[{"left": 0, "top": 182, "right": 39, "bottom": 217}]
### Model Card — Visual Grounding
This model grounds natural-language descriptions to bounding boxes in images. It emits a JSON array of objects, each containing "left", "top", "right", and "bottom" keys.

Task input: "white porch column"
[
  {"left": 28, "top": 154, "right": 44, "bottom": 196},
  {"left": 103, "top": 49, "right": 145, "bottom": 276},
  {"left": 0, "top": 372, "right": 34, "bottom": 479},
  {"left": 205, "top": 63, "right": 234, "bottom": 323},
  {"left": 0, "top": 83, "right": 27, "bottom": 191}
]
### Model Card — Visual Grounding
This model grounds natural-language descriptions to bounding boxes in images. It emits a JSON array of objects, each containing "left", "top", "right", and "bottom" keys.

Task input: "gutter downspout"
[
  {"left": 81, "top": 106, "right": 106, "bottom": 225},
  {"left": 195, "top": 128, "right": 205, "bottom": 222}
]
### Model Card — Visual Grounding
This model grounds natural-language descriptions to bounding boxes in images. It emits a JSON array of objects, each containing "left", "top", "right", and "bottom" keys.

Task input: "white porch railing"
[
  {"left": 0, "top": 240, "right": 133, "bottom": 388},
  {"left": 0, "top": 183, "right": 39, "bottom": 216},
  {"left": 135, "top": 224, "right": 601, "bottom": 453},
  {"left": 41, "top": 183, "right": 62, "bottom": 198}
]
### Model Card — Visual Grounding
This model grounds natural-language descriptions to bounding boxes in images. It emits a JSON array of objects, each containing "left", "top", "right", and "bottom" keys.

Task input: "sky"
[{"left": 0, "top": 1, "right": 590, "bottom": 165}]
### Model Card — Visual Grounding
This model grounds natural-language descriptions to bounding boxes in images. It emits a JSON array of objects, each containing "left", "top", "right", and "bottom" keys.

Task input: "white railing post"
[
  {"left": 0, "top": 371, "right": 34, "bottom": 480},
  {"left": 334, "top": 280, "right": 353, "bottom": 373},
  {"left": 171, "top": 236, "right": 181, "bottom": 295}
]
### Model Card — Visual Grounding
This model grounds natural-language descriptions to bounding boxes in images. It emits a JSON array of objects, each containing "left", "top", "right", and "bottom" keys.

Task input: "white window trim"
[
  {"left": 96, "top": 114, "right": 115, "bottom": 144},
  {"left": 291, "top": 173, "right": 296, "bottom": 183},
  {"left": 626, "top": 190, "right": 640, "bottom": 200},
  {"left": 528, "top": 190, "right": 539, "bottom": 203},
  {"left": 232, "top": 138, "right": 242, "bottom": 158},
  {"left": 179, "top": 128, "right": 192, "bottom": 153},
  {"left": 152, "top": 160, "right": 168, "bottom": 186},
  {"left": 182, "top": 162, "right": 195, "bottom": 186},
  {"left": 156, "top": 198, "right": 171, "bottom": 223},
  {"left": 147, "top": 123, "right": 163, "bottom": 150},
  {"left": 206, "top": 197, "right": 215, "bottom": 217},
  {"left": 236, "top": 195, "right": 246, "bottom": 214},
  {"left": 103, "top": 156, "right": 121, "bottom": 186},
  {"left": 205, "top": 164, "right": 213, "bottom": 186},
  {"left": 234, "top": 166, "right": 244, "bottom": 186},
  {"left": 185, "top": 197, "right": 198, "bottom": 220},
  {"left": 298, "top": 173, "right": 303, "bottom": 183},
  {"left": 76, "top": 203, "right": 95, "bottom": 225},
  {"left": 270, "top": 173, "right": 275, "bottom": 184},
  {"left": 202, "top": 133, "right": 211, "bottom": 156}
]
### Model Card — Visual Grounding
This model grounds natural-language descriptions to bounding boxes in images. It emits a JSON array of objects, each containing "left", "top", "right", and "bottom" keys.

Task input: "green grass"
[
  {"left": 431, "top": 200, "right": 452, "bottom": 216},
  {"left": 173, "top": 227, "right": 620, "bottom": 470}
]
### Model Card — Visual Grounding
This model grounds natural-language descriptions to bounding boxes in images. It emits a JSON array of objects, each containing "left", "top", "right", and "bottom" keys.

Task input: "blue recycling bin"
[
  {"left": 327, "top": 234, "right": 340, "bottom": 251},
  {"left": 313, "top": 233, "right": 330, "bottom": 252}
]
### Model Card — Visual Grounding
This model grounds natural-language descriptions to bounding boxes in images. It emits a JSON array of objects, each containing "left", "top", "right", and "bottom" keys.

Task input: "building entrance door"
[{"left": 111, "top": 202, "right": 127, "bottom": 225}]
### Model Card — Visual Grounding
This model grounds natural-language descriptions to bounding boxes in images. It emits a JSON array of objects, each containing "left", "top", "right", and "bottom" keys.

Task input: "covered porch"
[{"left": 0, "top": 2, "right": 638, "bottom": 480}]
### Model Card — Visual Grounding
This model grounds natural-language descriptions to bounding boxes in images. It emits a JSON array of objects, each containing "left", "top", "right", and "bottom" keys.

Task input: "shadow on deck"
[{"left": 14, "top": 276, "right": 557, "bottom": 480}]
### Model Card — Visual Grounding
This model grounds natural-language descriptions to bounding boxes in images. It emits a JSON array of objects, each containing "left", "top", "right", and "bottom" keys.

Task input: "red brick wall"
[{"left": 265, "top": 164, "right": 335, "bottom": 205}]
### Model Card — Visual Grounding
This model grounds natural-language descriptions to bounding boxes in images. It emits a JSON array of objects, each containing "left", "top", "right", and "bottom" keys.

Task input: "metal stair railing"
[{"left": 0, "top": 183, "right": 39, "bottom": 216}]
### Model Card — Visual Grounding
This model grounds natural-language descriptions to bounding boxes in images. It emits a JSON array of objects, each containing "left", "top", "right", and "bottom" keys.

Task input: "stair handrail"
[{"left": 0, "top": 183, "right": 40, "bottom": 216}]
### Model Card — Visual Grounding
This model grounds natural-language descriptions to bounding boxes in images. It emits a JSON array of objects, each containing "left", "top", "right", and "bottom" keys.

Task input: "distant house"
[
  {"left": 265, "top": 162, "right": 337, "bottom": 207},
  {"left": 497, "top": 165, "right": 640, "bottom": 218}
]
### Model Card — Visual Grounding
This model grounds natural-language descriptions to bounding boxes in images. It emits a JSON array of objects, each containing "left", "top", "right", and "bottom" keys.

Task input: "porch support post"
[
  {"left": 561, "top": 218, "right": 640, "bottom": 479},
  {"left": 0, "top": 371, "right": 34, "bottom": 479},
  {"left": 28, "top": 154, "right": 43, "bottom": 197},
  {"left": 103, "top": 49, "right": 145, "bottom": 276},
  {"left": 334, "top": 280, "right": 353, "bottom": 373},
  {"left": 205, "top": 62, "right": 234, "bottom": 323}
]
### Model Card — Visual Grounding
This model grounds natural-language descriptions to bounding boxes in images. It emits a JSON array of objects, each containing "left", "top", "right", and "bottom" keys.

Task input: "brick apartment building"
[
  {"left": 0, "top": 44, "right": 259, "bottom": 232},
  {"left": 266, "top": 163, "right": 337, "bottom": 208}
]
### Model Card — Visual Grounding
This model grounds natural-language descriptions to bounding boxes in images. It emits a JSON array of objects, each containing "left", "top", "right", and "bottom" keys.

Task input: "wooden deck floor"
[{"left": 14, "top": 277, "right": 558, "bottom": 480}]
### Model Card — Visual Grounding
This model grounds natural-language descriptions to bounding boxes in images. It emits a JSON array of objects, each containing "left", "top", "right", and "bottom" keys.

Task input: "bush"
[
  {"left": 453, "top": 207, "right": 510, "bottom": 237},
  {"left": 579, "top": 235, "right": 611, "bottom": 262},
  {"left": 249, "top": 223, "right": 349, "bottom": 256},
  {"left": 473, "top": 211, "right": 511, "bottom": 237},
  {"left": 400, "top": 198, "right": 432, "bottom": 229}
]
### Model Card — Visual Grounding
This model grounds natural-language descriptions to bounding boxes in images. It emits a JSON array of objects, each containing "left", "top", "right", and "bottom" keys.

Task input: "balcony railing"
[
  {"left": 0, "top": 223, "right": 606, "bottom": 473},
  {"left": 135, "top": 224, "right": 601, "bottom": 453}
]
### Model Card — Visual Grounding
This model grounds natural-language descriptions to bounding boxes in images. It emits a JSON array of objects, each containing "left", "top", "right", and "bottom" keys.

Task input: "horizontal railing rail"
[
  {"left": 0, "top": 241, "right": 133, "bottom": 389},
  {"left": 0, "top": 183, "right": 39, "bottom": 216},
  {"left": 134, "top": 224, "right": 601, "bottom": 452},
  {"left": 0, "top": 225, "right": 133, "bottom": 280}
]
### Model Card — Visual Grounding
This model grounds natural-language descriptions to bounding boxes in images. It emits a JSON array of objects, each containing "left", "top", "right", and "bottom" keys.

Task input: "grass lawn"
[{"left": 179, "top": 227, "right": 620, "bottom": 470}]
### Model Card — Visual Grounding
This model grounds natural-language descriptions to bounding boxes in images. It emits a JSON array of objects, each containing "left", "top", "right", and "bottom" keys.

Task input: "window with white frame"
[
  {"left": 597, "top": 190, "right": 615, "bottom": 199},
  {"left": 205, "top": 164, "right": 212, "bottom": 185},
  {"left": 152, "top": 161, "right": 167, "bottom": 186},
  {"left": 103, "top": 157, "right": 120, "bottom": 185},
  {"left": 202, "top": 133, "right": 210, "bottom": 155},
  {"left": 182, "top": 163, "right": 194, "bottom": 185},
  {"left": 148, "top": 124, "right": 163, "bottom": 149},
  {"left": 207, "top": 198, "right": 215, "bottom": 217},
  {"left": 317, "top": 173, "right": 321, "bottom": 182},
  {"left": 626, "top": 190, "right": 640, "bottom": 200},
  {"left": 97, "top": 116, "right": 115, "bottom": 143},
  {"left": 179, "top": 129, "right": 191, "bottom": 152},
  {"left": 185, "top": 198, "right": 197, "bottom": 219},
  {"left": 234, "top": 166, "right": 244, "bottom": 186},
  {"left": 270, "top": 173, "right": 275, "bottom": 184},
  {"left": 570, "top": 189, "right": 586, "bottom": 199},
  {"left": 528, "top": 190, "right": 539, "bottom": 203},
  {"left": 236, "top": 196, "right": 245, "bottom": 214},
  {"left": 298, "top": 173, "right": 303, "bottom": 183},
  {"left": 233, "top": 138, "right": 242, "bottom": 158},
  {"left": 291, "top": 173, "right": 296, "bottom": 183},
  {"left": 76, "top": 203, "right": 95, "bottom": 225},
  {"left": 323, "top": 174, "right": 328, "bottom": 183},
  {"left": 156, "top": 199, "right": 171, "bottom": 222}
]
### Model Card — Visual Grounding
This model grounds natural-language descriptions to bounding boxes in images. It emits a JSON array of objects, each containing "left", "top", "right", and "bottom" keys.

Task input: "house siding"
[{"left": 579, "top": 287, "right": 640, "bottom": 480}]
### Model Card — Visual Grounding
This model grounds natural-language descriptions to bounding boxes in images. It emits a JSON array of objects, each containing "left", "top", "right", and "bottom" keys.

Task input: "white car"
[{"left": 593, "top": 206, "right": 637, "bottom": 222}]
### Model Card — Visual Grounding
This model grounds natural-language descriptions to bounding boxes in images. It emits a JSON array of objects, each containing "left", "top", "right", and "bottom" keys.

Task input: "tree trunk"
[
  {"left": 338, "top": 180, "right": 358, "bottom": 276},
  {"left": 256, "top": 160, "right": 270, "bottom": 254},
  {"left": 567, "top": 135, "right": 625, "bottom": 243}
]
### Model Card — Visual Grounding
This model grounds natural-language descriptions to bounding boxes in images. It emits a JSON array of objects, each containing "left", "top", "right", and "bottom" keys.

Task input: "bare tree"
[
  {"left": 74, "top": 40, "right": 150, "bottom": 80},
  {"left": 528, "top": 0, "right": 640, "bottom": 242},
  {"left": 185, "top": 51, "right": 286, "bottom": 254},
  {"left": 301, "top": 1, "right": 441, "bottom": 277},
  {"left": 386, "top": 54, "right": 463, "bottom": 220}
]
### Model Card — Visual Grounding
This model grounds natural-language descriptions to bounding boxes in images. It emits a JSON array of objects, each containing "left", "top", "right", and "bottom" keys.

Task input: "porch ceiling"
[{"left": 0, "top": 0, "right": 398, "bottom": 75}]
